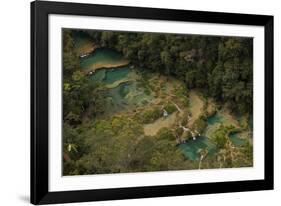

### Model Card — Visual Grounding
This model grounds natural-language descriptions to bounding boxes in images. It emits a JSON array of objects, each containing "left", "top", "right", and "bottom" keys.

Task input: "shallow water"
[
  {"left": 80, "top": 48, "right": 124, "bottom": 70},
  {"left": 79, "top": 45, "right": 250, "bottom": 162},
  {"left": 89, "top": 66, "right": 130, "bottom": 85},
  {"left": 206, "top": 111, "right": 236, "bottom": 126},
  {"left": 89, "top": 69, "right": 106, "bottom": 82},
  {"left": 178, "top": 136, "right": 217, "bottom": 161},
  {"left": 104, "top": 67, "right": 130, "bottom": 84},
  {"left": 83, "top": 48, "right": 154, "bottom": 114},
  {"left": 205, "top": 112, "right": 247, "bottom": 146},
  {"left": 103, "top": 82, "right": 132, "bottom": 113},
  {"left": 229, "top": 133, "right": 247, "bottom": 147},
  {"left": 179, "top": 111, "right": 250, "bottom": 161},
  {"left": 207, "top": 113, "right": 222, "bottom": 125}
]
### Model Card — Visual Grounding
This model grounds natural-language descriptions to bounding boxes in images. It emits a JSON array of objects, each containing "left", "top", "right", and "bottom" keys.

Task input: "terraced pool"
[
  {"left": 179, "top": 111, "right": 250, "bottom": 161},
  {"left": 78, "top": 46, "right": 154, "bottom": 115},
  {"left": 75, "top": 41, "right": 251, "bottom": 162},
  {"left": 178, "top": 136, "right": 217, "bottom": 161},
  {"left": 80, "top": 48, "right": 128, "bottom": 71}
]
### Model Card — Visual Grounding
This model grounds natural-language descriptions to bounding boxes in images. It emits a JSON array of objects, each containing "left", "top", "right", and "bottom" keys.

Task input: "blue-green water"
[
  {"left": 229, "top": 133, "right": 247, "bottom": 147},
  {"left": 89, "top": 69, "right": 106, "bottom": 82},
  {"left": 179, "top": 112, "right": 250, "bottom": 161},
  {"left": 103, "top": 82, "right": 132, "bottom": 112},
  {"left": 178, "top": 136, "right": 217, "bottom": 161},
  {"left": 89, "top": 66, "right": 130, "bottom": 85},
  {"left": 207, "top": 113, "right": 221, "bottom": 125},
  {"left": 82, "top": 48, "right": 153, "bottom": 114},
  {"left": 104, "top": 67, "right": 130, "bottom": 84},
  {"left": 80, "top": 48, "right": 124, "bottom": 70},
  {"left": 207, "top": 112, "right": 248, "bottom": 146},
  {"left": 77, "top": 43, "right": 251, "bottom": 162},
  {"left": 206, "top": 111, "right": 237, "bottom": 126},
  {"left": 101, "top": 77, "right": 153, "bottom": 114}
]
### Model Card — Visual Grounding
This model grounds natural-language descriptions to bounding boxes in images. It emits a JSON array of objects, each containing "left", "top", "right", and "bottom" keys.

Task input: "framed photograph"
[{"left": 31, "top": 0, "right": 274, "bottom": 204}]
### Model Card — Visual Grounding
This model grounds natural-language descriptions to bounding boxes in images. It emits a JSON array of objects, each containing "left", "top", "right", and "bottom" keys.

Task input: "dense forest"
[
  {"left": 63, "top": 29, "right": 253, "bottom": 175},
  {"left": 84, "top": 30, "right": 253, "bottom": 113}
]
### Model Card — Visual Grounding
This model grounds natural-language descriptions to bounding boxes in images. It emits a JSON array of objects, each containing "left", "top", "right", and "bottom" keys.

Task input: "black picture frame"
[{"left": 31, "top": 0, "right": 274, "bottom": 204}]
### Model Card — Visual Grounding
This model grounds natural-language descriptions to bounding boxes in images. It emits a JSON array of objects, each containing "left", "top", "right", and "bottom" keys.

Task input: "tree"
[
  {"left": 62, "top": 29, "right": 253, "bottom": 174},
  {"left": 211, "top": 124, "right": 228, "bottom": 149},
  {"left": 160, "top": 50, "right": 173, "bottom": 75},
  {"left": 215, "top": 38, "right": 253, "bottom": 113}
]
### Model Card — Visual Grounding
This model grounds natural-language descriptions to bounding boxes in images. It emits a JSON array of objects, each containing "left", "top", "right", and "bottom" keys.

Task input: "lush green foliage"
[
  {"left": 63, "top": 114, "right": 197, "bottom": 175},
  {"left": 85, "top": 30, "right": 253, "bottom": 114},
  {"left": 63, "top": 29, "right": 253, "bottom": 175},
  {"left": 138, "top": 107, "right": 162, "bottom": 124},
  {"left": 63, "top": 30, "right": 105, "bottom": 125},
  {"left": 211, "top": 124, "right": 229, "bottom": 149},
  {"left": 193, "top": 115, "right": 208, "bottom": 134},
  {"left": 163, "top": 103, "right": 177, "bottom": 114}
]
